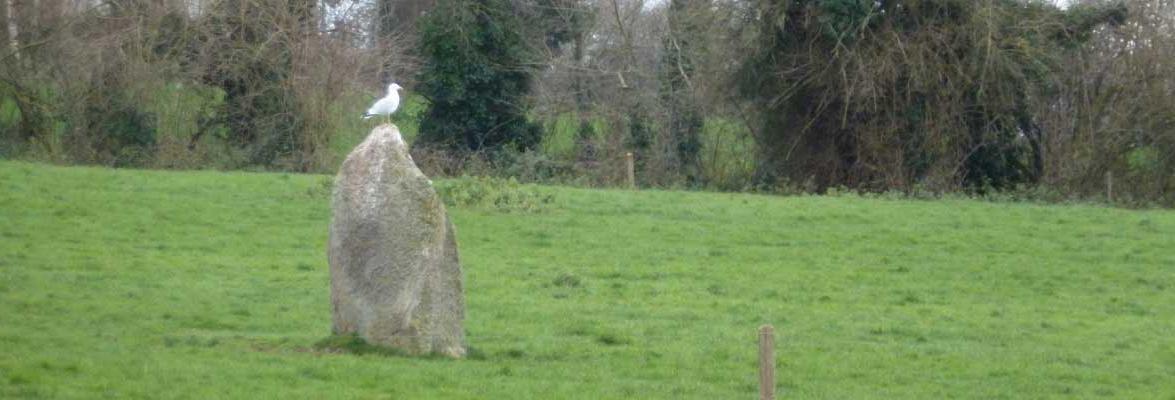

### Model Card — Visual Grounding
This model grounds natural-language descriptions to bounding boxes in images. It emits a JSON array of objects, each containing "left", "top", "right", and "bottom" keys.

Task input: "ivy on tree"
[{"left": 415, "top": 0, "right": 542, "bottom": 152}]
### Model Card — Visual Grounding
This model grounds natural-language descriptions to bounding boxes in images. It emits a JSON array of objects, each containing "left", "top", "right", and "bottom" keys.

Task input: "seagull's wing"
[
  {"left": 378, "top": 97, "right": 401, "bottom": 114},
  {"left": 361, "top": 93, "right": 401, "bottom": 119},
  {"left": 365, "top": 98, "right": 387, "bottom": 115}
]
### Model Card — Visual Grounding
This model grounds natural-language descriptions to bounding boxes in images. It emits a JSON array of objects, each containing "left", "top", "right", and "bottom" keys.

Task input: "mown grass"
[{"left": 0, "top": 160, "right": 1172, "bottom": 399}]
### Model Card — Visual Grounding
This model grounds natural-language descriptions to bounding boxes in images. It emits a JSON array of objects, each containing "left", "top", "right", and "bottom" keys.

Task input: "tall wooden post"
[
  {"left": 1105, "top": 171, "right": 1114, "bottom": 204},
  {"left": 759, "top": 325, "right": 775, "bottom": 400},
  {"left": 625, "top": 152, "right": 635, "bottom": 189}
]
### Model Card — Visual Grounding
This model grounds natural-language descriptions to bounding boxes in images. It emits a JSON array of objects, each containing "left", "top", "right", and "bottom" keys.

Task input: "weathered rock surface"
[{"left": 329, "top": 124, "right": 465, "bottom": 358}]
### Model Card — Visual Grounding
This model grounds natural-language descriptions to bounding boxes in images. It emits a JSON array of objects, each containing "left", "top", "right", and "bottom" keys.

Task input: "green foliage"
[
  {"left": 0, "top": 81, "right": 55, "bottom": 153},
  {"left": 146, "top": 82, "right": 226, "bottom": 141},
  {"left": 813, "top": 0, "right": 878, "bottom": 42},
  {"left": 1126, "top": 146, "right": 1162, "bottom": 175},
  {"left": 211, "top": 61, "right": 302, "bottom": 166},
  {"left": 625, "top": 110, "right": 654, "bottom": 152},
  {"left": 2, "top": 161, "right": 1174, "bottom": 398},
  {"left": 699, "top": 118, "right": 755, "bottom": 190},
  {"left": 200, "top": 0, "right": 314, "bottom": 169},
  {"left": 532, "top": 0, "right": 593, "bottom": 54},
  {"left": 494, "top": 149, "right": 579, "bottom": 184},
  {"left": 0, "top": 94, "right": 25, "bottom": 157},
  {"left": 433, "top": 175, "right": 555, "bottom": 212},
  {"left": 83, "top": 94, "right": 158, "bottom": 167},
  {"left": 540, "top": 113, "right": 581, "bottom": 158},
  {"left": 0, "top": 94, "right": 18, "bottom": 132},
  {"left": 1058, "top": 2, "right": 1128, "bottom": 45},
  {"left": 576, "top": 118, "right": 601, "bottom": 142},
  {"left": 661, "top": 0, "right": 705, "bottom": 183},
  {"left": 740, "top": 0, "right": 1128, "bottom": 191},
  {"left": 328, "top": 93, "right": 429, "bottom": 169},
  {"left": 415, "top": 0, "right": 542, "bottom": 153}
]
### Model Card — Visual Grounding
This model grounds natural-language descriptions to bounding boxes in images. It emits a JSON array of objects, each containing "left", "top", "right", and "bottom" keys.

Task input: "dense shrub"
[
  {"left": 738, "top": 0, "right": 1129, "bottom": 192},
  {"left": 414, "top": 0, "right": 543, "bottom": 153},
  {"left": 433, "top": 176, "right": 555, "bottom": 213}
]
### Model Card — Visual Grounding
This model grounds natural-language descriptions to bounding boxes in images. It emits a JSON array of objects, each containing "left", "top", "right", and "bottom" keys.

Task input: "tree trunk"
[
  {"left": 1, "top": 0, "right": 9, "bottom": 55},
  {"left": 38, "top": 0, "right": 63, "bottom": 30},
  {"left": 376, "top": 0, "right": 395, "bottom": 39},
  {"left": 375, "top": 0, "right": 436, "bottom": 42},
  {"left": 572, "top": 29, "right": 587, "bottom": 112},
  {"left": 664, "top": 0, "right": 705, "bottom": 184},
  {"left": 375, "top": 0, "right": 435, "bottom": 81},
  {"left": 289, "top": 0, "right": 316, "bottom": 34},
  {"left": 376, "top": 0, "right": 395, "bottom": 82},
  {"left": 11, "top": 0, "right": 33, "bottom": 51}
]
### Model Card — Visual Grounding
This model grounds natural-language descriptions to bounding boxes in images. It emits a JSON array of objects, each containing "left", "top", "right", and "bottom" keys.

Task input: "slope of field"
[{"left": 1, "top": 161, "right": 1172, "bottom": 399}]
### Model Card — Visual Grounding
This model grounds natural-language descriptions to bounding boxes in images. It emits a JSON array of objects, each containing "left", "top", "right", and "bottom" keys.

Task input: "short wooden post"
[
  {"left": 1105, "top": 171, "right": 1114, "bottom": 203},
  {"left": 759, "top": 325, "right": 775, "bottom": 400},
  {"left": 625, "top": 152, "right": 636, "bottom": 189}
]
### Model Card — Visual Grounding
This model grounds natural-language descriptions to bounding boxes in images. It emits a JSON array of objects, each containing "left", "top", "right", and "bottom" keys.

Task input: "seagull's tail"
[{"left": 361, "top": 113, "right": 374, "bottom": 120}]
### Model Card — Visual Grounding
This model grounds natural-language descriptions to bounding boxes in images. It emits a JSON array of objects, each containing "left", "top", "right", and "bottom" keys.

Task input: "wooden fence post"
[
  {"left": 1105, "top": 171, "right": 1114, "bottom": 203},
  {"left": 759, "top": 325, "right": 775, "bottom": 400},
  {"left": 625, "top": 152, "right": 635, "bottom": 189}
]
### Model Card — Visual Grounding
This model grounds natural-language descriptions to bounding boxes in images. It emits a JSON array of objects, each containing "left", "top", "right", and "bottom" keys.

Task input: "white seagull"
[{"left": 362, "top": 83, "right": 402, "bottom": 124}]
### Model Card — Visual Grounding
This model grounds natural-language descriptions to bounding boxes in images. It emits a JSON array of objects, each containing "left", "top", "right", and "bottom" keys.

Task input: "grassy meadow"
[{"left": 1, "top": 161, "right": 1173, "bottom": 399}]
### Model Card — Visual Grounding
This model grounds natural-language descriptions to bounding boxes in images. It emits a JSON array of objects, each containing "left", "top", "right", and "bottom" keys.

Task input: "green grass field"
[{"left": 1, "top": 161, "right": 1173, "bottom": 399}]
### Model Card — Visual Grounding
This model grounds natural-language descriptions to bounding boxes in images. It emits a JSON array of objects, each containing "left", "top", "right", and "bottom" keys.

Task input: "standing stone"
[{"left": 329, "top": 124, "right": 465, "bottom": 358}]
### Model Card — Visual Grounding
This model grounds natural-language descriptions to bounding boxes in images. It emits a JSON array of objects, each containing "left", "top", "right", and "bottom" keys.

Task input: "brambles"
[{"left": 433, "top": 176, "right": 556, "bottom": 213}]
